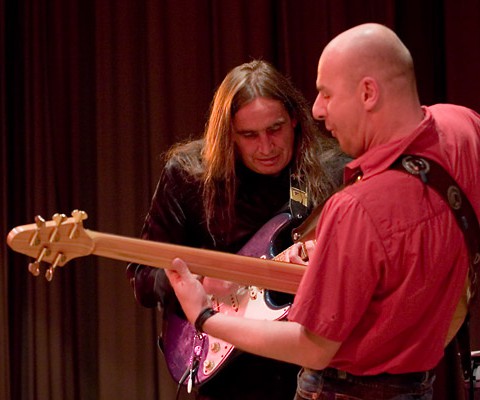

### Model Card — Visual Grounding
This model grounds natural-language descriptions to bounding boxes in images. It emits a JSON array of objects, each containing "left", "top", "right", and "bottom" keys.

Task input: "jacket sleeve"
[{"left": 126, "top": 160, "right": 198, "bottom": 308}]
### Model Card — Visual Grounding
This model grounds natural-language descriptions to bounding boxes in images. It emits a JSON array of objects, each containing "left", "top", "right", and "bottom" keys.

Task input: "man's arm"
[{"left": 166, "top": 257, "right": 341, "bottom": 370}]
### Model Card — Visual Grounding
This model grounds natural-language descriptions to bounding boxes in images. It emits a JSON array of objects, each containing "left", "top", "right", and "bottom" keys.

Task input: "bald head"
[
  {"left": 312, "top": 23, "right": 424, "bottom": 157},
  {"left": 321, "top": 23, "right": 415, "bottom": 90}
]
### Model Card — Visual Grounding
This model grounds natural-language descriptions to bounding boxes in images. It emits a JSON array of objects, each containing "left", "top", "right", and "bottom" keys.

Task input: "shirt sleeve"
[{"left": 289, "top": 189, "right": 385, "bottom": 342}]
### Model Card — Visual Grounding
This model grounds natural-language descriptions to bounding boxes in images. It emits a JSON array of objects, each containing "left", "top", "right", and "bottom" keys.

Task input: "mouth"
[
  {"left": 325, "top": 124, "right": 335, "bottom": 137},
  {"left": 256, "top": 155, "right": 280, "bottom": 166}
]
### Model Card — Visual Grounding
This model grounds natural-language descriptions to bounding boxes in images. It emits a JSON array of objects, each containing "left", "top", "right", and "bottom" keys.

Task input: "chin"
[{"left": 256, "top": 167, "right": 283, "bottom": 176}]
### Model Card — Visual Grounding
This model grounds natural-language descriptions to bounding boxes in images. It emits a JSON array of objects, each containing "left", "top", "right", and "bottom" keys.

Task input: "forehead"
[
  {"left": 316, "top": 51, "right": 344, "bottom": 92},
  {"left": 233, "top": 97, "right": 289, "bottom": 126},
  {"left": 316, "top": 55, "right": 329, "bottom": 89}
]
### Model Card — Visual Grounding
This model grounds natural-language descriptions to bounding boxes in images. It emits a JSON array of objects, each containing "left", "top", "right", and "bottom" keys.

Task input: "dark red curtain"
[{"left": 2, "top": 1, "right": 479, "bottom": 399}]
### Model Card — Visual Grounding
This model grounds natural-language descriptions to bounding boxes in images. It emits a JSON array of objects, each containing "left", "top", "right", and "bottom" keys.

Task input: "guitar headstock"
[{"left": 6, "top": 209, "right": 94, "bottom": 281}]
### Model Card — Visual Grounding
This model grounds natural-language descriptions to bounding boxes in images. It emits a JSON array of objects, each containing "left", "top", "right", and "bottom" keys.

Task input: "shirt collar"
[{"left": 344, "top": 107, "right": 435, "bottom": 183}]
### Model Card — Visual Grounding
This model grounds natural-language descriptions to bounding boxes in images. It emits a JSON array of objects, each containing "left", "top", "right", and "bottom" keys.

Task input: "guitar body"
[{"left": 161, "top": 213, "right": 295, "bottom": 385}]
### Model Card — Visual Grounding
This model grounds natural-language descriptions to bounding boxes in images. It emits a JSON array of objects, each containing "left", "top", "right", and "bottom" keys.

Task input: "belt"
[{"left": 322, "top": 367, "right": 435, "bottom": 386}]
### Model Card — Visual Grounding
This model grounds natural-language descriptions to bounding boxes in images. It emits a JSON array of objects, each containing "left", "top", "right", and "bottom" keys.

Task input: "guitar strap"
[
  {"left": 289, "top": 172, "right": 309, "bottom": 223},
  {"left": 392, "top": 154, "right": 480, "bottom": 399}
]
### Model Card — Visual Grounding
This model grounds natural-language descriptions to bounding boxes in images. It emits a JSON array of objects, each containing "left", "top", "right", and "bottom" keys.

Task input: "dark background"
[{"left": 1, "top": 1, "right": 479, "bottom": 399}]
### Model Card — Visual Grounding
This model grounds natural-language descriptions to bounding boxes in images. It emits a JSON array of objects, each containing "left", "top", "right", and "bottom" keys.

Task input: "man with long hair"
[{"left": 127, "top": 60, "right": 346, "bottom": 399}]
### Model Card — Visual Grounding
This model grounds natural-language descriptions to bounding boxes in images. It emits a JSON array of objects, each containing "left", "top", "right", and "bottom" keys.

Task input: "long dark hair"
[{"left": 165, "top": 60, "right": 341, "bottom": 233}]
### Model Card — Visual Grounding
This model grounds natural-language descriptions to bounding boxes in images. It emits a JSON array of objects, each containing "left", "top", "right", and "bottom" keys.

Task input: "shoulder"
[
  {"left": 319, "top": 142, "right": 351, "bottom": 167},
  {"left": 165, "top": 138, "right": 204, "bottom": 166},
  {"left": 429, "top": 104, "right": 480, "bottom": 132},
  {"left": 321, "top": 169, "right": 441, "bottom": 238},
  {"left": 163, "top": 139, "right": 205, "bottom": 179},
  {"left": 429, "top": 103, "right": 480, "bottom": 117},
  {"left": 341, "top": 169, "right": 426, "bottom": 215}
]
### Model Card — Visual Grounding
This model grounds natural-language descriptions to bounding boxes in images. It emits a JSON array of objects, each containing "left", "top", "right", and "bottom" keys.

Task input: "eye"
[
  {"left": 237, "top": 131, "right": 257, "bottom": 139},
  {"left": 317, "top": 88, "right": 330, "bottom": 100},
  {"left": 268, "top": 123, "right": 282, "bottom": 133}
]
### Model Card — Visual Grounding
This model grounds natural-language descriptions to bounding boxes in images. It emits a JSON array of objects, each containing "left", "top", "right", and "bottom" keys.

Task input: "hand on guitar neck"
[
  {"left": 200, "top": 239, "right": 315, "bottom": 298},
  {"left": 280, "top": 240, "right": 316, "bottom": 265}
]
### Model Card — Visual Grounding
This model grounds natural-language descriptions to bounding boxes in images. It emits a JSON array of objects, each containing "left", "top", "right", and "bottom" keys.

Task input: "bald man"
[{"left": 165, "top": 23, "right": 480, "bottom": 399}]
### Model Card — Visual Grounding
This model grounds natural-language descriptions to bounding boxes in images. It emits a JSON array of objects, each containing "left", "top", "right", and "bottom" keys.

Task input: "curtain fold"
[
  {"left": 1, "top": 0, "right": 11, "bottom": 397},
  {"left": 3, "top": 1, "right": 479, "bottom": 399}
]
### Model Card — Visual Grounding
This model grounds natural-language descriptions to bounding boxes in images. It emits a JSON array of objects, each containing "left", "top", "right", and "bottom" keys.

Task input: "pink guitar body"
[{"left": 161, "top": 213, "right": 294, "bottom": 386}]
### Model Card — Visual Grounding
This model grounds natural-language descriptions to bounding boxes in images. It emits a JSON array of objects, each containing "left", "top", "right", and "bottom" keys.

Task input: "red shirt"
[{"left": 289, "top": 104, "right": 480, "bottom": 375}]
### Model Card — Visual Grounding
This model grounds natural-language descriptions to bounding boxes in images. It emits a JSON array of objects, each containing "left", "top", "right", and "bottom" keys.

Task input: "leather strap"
[
  {"left": 392, "top": 155, "right": 480, "bottom": 291},
  {"left": 393, "top": 154, "right": 480, "bottom": 396},
  {"left": 289, "top": 172, "right": 309, "bottom": 223}
]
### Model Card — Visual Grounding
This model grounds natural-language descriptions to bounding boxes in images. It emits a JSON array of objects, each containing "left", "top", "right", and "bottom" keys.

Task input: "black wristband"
[{"left": 194, "top": 307, "right": 217, "bottom": 333}]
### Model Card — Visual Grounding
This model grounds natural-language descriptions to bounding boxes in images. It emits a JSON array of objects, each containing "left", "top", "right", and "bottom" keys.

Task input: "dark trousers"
[{"left": 294, "top": 367, "right": 435, "bottom": 400}]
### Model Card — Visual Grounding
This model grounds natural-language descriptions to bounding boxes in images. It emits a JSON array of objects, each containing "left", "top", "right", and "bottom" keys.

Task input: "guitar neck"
[
  {"left": 6, "top": 215, "right": 304, "bottom": 294},
  {"left": 89, "top": 230, "right": 302, "bottom": 294}
]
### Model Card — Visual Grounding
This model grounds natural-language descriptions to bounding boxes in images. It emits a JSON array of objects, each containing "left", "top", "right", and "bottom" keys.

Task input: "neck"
[{"left": 369, "top": 101, "right": 424, "bottom": 149}]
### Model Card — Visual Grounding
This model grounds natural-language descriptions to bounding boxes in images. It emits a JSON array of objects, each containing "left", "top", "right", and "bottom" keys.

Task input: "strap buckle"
[{"left": 401, "top": 155, "right": 430, "bottom": 183}]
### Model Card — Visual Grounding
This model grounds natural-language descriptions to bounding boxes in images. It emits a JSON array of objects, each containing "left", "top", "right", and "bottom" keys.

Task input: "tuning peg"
[
  {"left": 28, "top": 246, "right": 50, "bottom": 277},
  {"left": 45, "top": 252, "right": 65, "bottom": 281},
  {"left": 29, "top": 215, "right": 46, "bottom": 246},
  {"left": 49, "top": 213, "right": 67, "bottom": 243},
  {"left": 72, "top": 209, "right": 88, "bottom": 221},
  {"left": 69, "top": 210, "right": 88, "bottom": 239},
  {"left": 28, "top": 261, "right": 40, "bottom": 276}
]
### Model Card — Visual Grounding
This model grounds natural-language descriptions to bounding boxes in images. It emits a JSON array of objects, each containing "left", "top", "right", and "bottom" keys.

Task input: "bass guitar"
[{"left": 6, "top": 210, "right": 306, "bottom": 387}]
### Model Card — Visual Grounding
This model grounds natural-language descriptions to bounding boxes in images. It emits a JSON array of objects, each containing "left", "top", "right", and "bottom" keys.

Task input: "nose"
[
  {"left": 258, "top": 133, "right": 273, "bottom": 154},
  {"left": 312, "top": 94, "right": 326, "bottom": 121}
]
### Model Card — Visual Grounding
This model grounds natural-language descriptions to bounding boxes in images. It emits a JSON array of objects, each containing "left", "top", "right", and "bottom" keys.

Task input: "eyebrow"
[
  {"left": 268, "top": 117, "right": 287, "bottom": 127},
  {"left": 235, "top": 117, "right": 287, "bottom": 135}
]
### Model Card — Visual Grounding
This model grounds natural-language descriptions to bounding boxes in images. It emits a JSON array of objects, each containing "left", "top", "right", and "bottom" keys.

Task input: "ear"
[{"left": 360, "top": 77, "right": 379, "bottom": 111}]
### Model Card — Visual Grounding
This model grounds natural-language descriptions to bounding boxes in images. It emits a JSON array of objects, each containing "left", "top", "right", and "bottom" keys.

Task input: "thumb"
[{"left": 165, "top": 257, "right": 190, "bottom": 282}]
